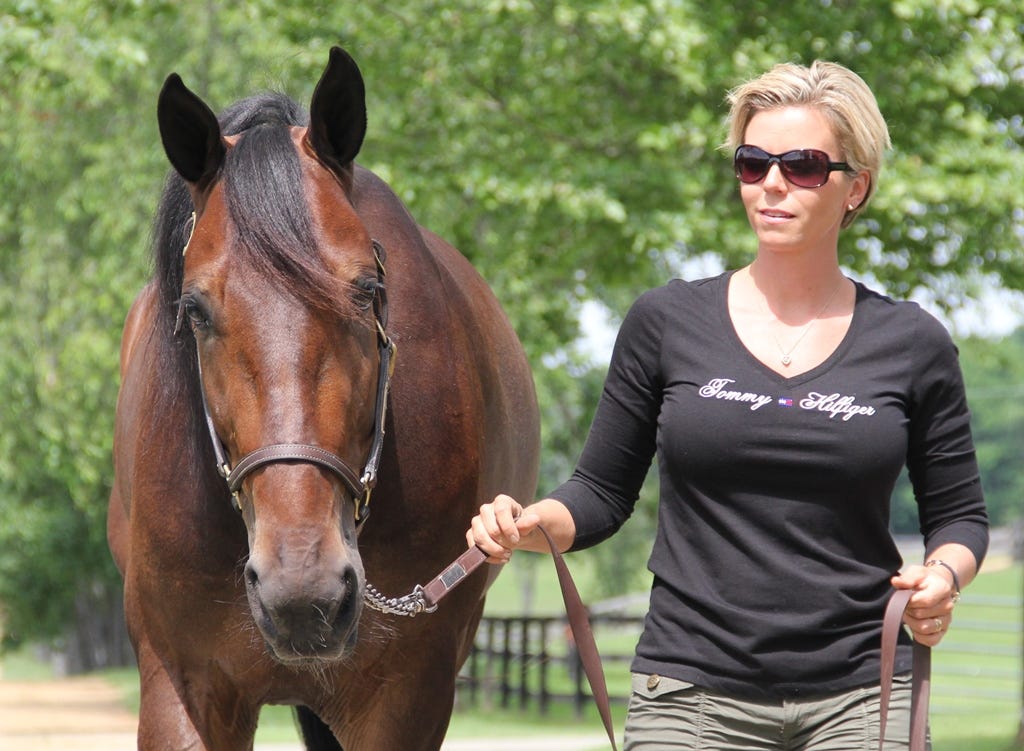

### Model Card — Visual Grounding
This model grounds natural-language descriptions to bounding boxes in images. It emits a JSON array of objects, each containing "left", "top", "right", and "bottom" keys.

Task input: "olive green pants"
[{"left": 624, "top": 673, "right": 926, "bottom": 750}]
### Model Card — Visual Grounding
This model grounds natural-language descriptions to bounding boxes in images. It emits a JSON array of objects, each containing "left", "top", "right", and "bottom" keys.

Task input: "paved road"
[{"left": 0, "top": 676, "right": 610, "bottom": 751}]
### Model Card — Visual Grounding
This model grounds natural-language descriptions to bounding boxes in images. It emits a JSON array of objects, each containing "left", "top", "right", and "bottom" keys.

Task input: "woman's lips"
[{"left": 760, "top": 208, "right": 794, "bottom": 221}]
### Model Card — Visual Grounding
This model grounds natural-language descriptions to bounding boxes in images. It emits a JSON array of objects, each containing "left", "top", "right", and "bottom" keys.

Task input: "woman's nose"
[{"left": 762, "top": 162, "right": 788, "bottom": 191}]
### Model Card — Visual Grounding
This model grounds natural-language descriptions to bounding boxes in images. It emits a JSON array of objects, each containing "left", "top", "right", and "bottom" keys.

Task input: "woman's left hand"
[{"left": 891, "top": 565, "right": 958, "bottom": 647}]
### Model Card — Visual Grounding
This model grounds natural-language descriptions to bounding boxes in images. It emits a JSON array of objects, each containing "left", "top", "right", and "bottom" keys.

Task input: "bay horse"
[{"left": 108, "top": 46, "right": 540, "bottom": 750}]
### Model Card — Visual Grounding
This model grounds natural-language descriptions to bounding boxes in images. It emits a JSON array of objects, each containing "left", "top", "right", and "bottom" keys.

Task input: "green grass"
[
  {"left": 929, "top": 562, "right": 1022, "bottom": 750},
  {"left": 0, "top": 647, "right": 57, "bottom": 680}
]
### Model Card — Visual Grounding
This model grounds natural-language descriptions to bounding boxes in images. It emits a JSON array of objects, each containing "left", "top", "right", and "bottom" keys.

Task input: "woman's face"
[{"left": 739, "top": 106, "right": 869, "bottom": 257}]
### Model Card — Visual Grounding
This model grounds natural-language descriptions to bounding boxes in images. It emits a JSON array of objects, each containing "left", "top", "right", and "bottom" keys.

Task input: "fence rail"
[
  {"left": 457, "top": 597, "right": 1023, "bottom": 717},
  {"left": 459, "top": 614, "right": 626, "bottom": 715},
  {"left": 930, "top": 594, "right": 1022, "bottom": 710}
]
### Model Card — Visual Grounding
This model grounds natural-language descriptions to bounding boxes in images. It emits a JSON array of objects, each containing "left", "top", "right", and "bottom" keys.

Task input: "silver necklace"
[{"left": 763, "top": 279, "right": 844, "bottom": 367}]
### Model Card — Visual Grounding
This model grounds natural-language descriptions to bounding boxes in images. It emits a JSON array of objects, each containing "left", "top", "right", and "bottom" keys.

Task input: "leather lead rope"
[
  {"left": 880, "top": 588, "right": 931, "bottom": 751},
  {"left": 424, "top": 565, "right": 928, "bottom": 751},
  {"left": 538, "top": 526, "right": 618, "bottom": 750},
  {"left": 419, "top": 527, "right": 618, "bottom": 750}
]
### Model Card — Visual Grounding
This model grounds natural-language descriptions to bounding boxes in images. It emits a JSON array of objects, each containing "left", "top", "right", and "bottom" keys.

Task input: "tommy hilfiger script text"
[{"left": 698, "top": 378, "right": 876, "bottom": 420}]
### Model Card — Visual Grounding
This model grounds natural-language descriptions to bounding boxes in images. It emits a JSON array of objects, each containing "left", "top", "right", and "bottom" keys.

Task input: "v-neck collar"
[{"left": 716, "top": 270, "right": 865, "bottom": 387}]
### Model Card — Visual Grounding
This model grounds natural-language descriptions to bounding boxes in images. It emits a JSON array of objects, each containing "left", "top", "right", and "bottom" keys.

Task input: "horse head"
[{"left": 156, "top": 48, "right": 386, "bottom": 665}]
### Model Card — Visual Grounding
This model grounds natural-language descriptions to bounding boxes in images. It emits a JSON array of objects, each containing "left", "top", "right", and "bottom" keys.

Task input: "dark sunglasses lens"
[
  {"left": 735, "top": 148, "right": 770, "bottom": 183},
  {"left": 780, "top": 151, "right": 830, "bottom": 187}
]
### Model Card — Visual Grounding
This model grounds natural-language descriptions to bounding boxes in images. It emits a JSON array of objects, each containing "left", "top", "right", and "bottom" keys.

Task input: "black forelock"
[{"left": 219, "top": 92, "right": 309, "bottom": 135}]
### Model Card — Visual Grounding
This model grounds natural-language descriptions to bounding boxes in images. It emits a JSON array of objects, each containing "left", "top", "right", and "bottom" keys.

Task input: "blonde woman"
[{"left": 468, "top": 61, "right": 987, "bottom": 750}]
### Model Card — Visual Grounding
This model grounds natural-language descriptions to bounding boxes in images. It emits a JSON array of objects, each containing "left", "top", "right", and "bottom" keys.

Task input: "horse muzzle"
[{"left": 244, "top": 549, "right": 364, "bottom": 663}]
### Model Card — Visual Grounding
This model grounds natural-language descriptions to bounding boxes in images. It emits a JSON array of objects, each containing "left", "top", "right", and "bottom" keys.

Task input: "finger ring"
[{"left": 933, "top": 617, "right": 943, "bottom": 632}]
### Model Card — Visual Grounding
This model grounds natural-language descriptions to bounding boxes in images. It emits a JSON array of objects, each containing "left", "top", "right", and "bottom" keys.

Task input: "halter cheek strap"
[{"left": 192, "top": 240, "right": 394, "bottom": 527}]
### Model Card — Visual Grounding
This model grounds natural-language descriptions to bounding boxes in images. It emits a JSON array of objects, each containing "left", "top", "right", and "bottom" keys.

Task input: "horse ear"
[
  {"left": 157, "top": 73, "right": 226, "bottom": 191},
  {"left": 307, "top": 47, "right": 367, "bottom": 175}
]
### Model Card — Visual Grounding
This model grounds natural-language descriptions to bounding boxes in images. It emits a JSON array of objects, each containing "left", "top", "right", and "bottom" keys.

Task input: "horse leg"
[
  {"left": 135, "top": 641, "right": 205, "bottom": 750},
  {"left": 296, "top": 706, "right": 344, "bottom": 751},
  {"left": 135, "top": 640, "right": 259, "bottom": 751}
]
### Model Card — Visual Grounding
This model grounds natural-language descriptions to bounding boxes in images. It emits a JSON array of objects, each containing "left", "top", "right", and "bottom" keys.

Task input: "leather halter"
[
  {"left": 182, "top": 232, "right": 618, "bottom": 746},
  {"left": 191, "top": 240, "right": 395, "bottom": 527}
]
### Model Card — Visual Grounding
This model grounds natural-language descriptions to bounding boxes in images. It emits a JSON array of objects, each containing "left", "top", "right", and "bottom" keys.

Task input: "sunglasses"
[{"left": 733, "top": 145, "right": 850, "bottom": 188}]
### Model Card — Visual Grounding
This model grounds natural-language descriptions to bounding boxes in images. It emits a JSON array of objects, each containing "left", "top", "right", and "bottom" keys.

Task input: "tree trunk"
[{"left": 57, "top": 579, "right": 134, "bottom": 675}]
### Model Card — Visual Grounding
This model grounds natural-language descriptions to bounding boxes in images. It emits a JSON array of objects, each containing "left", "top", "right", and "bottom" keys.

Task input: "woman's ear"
[{"left": 847, "top": 170, "right": 871, "bottom": 212}]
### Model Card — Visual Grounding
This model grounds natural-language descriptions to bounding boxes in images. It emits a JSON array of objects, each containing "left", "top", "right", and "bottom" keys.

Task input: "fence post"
[
  {"left": 482, "top": 617, "right": 496, "bottom": 709},
  {"left": 464, "top": 634, "right": 478, "bottom": 709},
  {"left": 519, "top": 618, "right": 530, "bottom": 710},
  {"left": 1017, "top": 566, "right": 1024, "bottom": 749},
  {"left": 539, "top": 618, "right": 550, "bottom": 715},
  {"left": 500, "top": 618, "right": 511, "bottom": 709}
]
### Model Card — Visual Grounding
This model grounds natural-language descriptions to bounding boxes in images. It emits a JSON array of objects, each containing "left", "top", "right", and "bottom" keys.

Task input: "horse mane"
[
  {"left": 147, "top": 92, "right": 361, "bottom": 481},
  {"left": 223, "top": 107, "right": 357, "bottom": 317}
]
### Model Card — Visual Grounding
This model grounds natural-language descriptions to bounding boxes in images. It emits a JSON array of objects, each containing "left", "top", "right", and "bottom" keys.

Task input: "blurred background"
[{"left": 1, "top": 1, "right": 1022, "bottom": 748}]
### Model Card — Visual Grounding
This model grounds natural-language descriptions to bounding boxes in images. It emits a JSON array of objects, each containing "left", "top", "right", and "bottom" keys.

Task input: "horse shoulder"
[
  {"left": 110, "top": 283, "right": 163, "bottom": 550},
  {"left": 119, "top": 283, "right": 159, "bottom": 378},
  {"left": 109, "top": 285, "right": 158, "bottom": 574}
]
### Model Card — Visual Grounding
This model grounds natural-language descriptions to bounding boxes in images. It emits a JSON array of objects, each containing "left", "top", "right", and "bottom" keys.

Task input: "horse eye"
[
  {"left": 353, "top": 278, "right": 378, "bottom": 309},
  {"left": 182, "top": 299, "right": 212, "bottom": 332}
]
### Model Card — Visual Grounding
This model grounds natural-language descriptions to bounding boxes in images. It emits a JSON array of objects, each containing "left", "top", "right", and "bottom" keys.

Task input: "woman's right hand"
[{"left": 466, "top": 493, "right": 543, "bottom": 564}]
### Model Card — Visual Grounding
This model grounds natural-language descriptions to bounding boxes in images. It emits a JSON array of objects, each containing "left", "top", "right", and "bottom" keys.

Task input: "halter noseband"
[{"left": 192, "top": 240, "right": 395, "bottom": 527}]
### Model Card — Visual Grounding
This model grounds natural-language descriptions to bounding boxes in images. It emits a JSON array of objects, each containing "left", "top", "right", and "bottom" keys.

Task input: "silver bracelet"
[{"left": 925, "top": 559, "right": 961, "bottom": 603}]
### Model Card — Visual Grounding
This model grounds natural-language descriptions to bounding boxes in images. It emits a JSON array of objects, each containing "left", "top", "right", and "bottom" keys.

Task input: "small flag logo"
[{"left": 778, "top": 397, "right": 794, "bottom": 407}]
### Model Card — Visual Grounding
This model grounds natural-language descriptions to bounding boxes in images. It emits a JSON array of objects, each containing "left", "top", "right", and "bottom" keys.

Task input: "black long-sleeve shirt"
[{"left": 551, "top": 272, "right": 988, "bottom": 699}]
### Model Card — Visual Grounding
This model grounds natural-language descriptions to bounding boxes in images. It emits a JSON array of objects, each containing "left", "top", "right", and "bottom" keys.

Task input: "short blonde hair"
[{"left": 724, "top": 61, "right": 891, "bottom": 227}]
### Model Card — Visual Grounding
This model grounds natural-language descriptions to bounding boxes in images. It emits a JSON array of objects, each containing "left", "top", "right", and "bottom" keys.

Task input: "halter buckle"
[{"left": 354, "top": 489, "right": 372, "bottom": 527}]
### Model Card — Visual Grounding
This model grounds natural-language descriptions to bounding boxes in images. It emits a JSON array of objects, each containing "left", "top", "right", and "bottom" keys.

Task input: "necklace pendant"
[{"left": 781, "top": 354, "right": 792, "bottom": 366}]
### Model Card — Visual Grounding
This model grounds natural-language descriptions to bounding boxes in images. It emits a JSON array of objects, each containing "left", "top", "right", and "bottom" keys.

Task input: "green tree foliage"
[
  {"left": 0, "top": 0, "right": 166, "bottom": 657},
  {"left": 0, "top": 0, "right": 1021, "bottom": 653},
  {"left": 957, "top": 329, "right": 1024, "bottom": 529}
]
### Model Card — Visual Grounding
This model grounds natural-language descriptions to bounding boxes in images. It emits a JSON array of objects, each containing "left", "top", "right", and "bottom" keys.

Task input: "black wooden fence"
[
  {"left": 457, "top": 613, "right": 637, "bottom": 716},
  {"left": 457, "top": 598, "right": 1023, "bottom": 721}
]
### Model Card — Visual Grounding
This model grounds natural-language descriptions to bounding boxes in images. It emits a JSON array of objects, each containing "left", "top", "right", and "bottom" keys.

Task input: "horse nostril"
[
  {"left": 244, "top": 561, "right": 260, "bottom": 592},
  {"left": 342, "top": 564, "right": 356, "bottom": 593}
]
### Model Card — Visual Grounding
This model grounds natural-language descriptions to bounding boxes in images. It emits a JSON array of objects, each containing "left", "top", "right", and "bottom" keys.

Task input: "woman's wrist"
[{"left": 925, "top": 559, "right": 961, "bottom": 602}]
